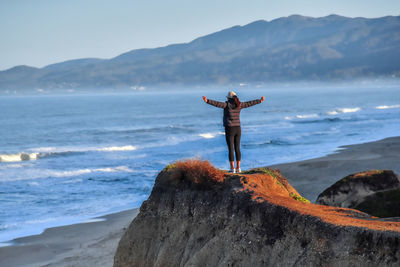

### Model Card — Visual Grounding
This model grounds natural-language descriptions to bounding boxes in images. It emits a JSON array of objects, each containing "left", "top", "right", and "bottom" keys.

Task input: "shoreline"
[
  {"left": 270, "top": 136, "right": 400, "bottom": 202},
  {"left": 0, "top": 208, "right": 139, "bottom": 267},
  {"left": 1, "top": 136, "right": 400, "bottom": 266}
]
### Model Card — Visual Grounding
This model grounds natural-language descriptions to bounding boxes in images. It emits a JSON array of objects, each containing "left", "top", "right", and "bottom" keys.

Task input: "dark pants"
[{"left": 225, "top": 126, "right": 241, "bottom": 162}]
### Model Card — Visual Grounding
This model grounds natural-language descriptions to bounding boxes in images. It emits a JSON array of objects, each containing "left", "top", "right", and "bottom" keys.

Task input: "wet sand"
[{"left": 0, "top": 209, "right": 138, "bottom": 267}]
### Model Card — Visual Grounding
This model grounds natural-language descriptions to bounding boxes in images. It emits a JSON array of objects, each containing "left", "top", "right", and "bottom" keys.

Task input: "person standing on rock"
[{"left": 203, "top": 91, "right": 265, "bottom": 173}]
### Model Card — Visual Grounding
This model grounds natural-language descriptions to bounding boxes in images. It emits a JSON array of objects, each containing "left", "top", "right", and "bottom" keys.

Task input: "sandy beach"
[
  {"left": 1, "top": 136, "right": 399, "bottom": 267},
  {"left": 0, "top": 209, "right": 138, "bottom": 267},
  {"left": 271, "top": 136, "right": 400, "bottom": 202}
]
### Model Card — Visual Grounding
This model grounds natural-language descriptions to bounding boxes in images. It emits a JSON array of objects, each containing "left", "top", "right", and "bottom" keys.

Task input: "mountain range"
[{"left": 1, "top": 14, "right": 400, "bottom": 92}]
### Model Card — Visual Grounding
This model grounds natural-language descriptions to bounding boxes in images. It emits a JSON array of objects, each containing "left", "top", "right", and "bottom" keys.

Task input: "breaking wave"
[
  {"left": 198, "top": 132, "right": 225, "bottom": 139},
  {"left": 285, "top": 114, "right": 319, "bottom": 120},
  {"left": 0, "top": 153, "right": 39, "bottom": 162},
  {"left": 285, "top": 107, "right": 361, "bottom": 122},
  {"left": 0, "top": 145, "right": 137, "bottom": 162},
  {"left": 295, "top": 114, "right": 319, "bottom": 119},
  {"left": 327, "top": 107, "right": 360, "bottom": 115},
  {"left": 96, "top": 145, "right": 137, "bottom": 151},
  {"left": 49, "top": 166, "right": 134, "bottom": 178},
  {"left": 376, "top": 104, "right": 400, "bottom": 110},
  {"left": 0, "top": 166, "right": 135, "bottom": 182}
]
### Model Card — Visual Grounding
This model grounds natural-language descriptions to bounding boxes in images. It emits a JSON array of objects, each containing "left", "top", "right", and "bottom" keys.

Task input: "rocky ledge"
[
  {"left": 317, "top": 170, "right": 400, "bottom": 218},
  {"left": 114, "top": 160, "right": 400, "bottom": 267}
]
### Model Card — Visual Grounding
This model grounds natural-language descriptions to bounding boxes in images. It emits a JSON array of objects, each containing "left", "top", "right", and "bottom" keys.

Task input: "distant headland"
[{"left": 1, "top": 14, "right": 399, "bottom": 93}]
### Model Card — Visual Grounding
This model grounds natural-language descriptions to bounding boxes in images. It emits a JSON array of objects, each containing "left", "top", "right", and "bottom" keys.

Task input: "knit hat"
[{"left": 226, "top": 91, "right": 237, "bottom": 99}]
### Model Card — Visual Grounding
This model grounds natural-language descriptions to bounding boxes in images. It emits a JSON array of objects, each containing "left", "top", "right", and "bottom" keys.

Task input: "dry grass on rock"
[{"left": 166, "top": 159, "right": 225, "bottom": 186}]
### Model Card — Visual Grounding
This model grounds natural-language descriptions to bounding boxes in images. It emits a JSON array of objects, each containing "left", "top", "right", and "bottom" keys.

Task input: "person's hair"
[{"left": 233, "top": 95, "right": 241, "bottom": 108}]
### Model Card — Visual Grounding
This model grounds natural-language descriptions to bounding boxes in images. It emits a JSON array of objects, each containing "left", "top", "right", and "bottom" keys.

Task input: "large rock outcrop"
[
  {"left": 114, "top": 160, "right": 400, "bottom": 267},
  {"left": 316, "top": 170, "right": 400, "bottom": 217}
]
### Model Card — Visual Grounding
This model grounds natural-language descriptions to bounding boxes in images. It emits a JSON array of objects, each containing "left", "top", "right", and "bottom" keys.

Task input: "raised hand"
[
  {"left": 203, "top": 96, "right": 208, "bottom": 102},
  {"left": 261, "top": 96, "right": 265, "bottom": 102}
]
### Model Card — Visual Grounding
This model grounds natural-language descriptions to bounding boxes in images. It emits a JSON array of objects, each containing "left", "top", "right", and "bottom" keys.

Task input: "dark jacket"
[{"left": 206, "top": 98, "right": 262, "bottom": 127}]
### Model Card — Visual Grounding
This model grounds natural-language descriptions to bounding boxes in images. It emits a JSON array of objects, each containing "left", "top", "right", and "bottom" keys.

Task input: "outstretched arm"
[
  {"left": 241, "top": 96, "right": 265, "bottom": 108},
  {"left": 203, "top": 96, "right": 227, "bottom": 108}
]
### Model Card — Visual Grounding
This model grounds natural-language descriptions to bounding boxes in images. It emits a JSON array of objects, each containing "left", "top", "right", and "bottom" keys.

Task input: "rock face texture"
[
  {"left": 114, "top": 160, "right": 400, "bottom": 267},
  {"left": 316, "top": 170, "right": 400, "bottom": 217}
]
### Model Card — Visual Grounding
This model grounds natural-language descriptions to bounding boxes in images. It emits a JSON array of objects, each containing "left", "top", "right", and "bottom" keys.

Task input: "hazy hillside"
[{"left": 1, "top": 14, "right": 400, "bottom": 92}]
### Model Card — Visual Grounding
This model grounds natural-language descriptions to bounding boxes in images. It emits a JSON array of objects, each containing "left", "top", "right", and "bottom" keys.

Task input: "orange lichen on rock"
[{"left": 234, "top": 168, "right": 400, "bottom": 232}]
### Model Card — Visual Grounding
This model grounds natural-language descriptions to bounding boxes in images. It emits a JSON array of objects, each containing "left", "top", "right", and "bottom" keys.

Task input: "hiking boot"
[
  {"left": 228, "top": 168, "right": 236, "bottom": 173},
  {"left": 236, "top": 168, "right": 241, "bottom": 173}
]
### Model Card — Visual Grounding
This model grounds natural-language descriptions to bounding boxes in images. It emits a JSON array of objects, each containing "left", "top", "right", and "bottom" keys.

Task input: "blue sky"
[{"left": 1, "top": 0, "right": 399, "bottom": 70}]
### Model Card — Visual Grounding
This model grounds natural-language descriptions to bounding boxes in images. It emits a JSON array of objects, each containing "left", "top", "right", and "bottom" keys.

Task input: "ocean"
[{"left": 1, "top": 84, "right": 399, "bottom": 244}]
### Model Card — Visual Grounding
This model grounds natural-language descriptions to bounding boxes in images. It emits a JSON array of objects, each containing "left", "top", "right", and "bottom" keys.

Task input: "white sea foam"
[
  {"left": 199, "top": 131, "right": 226, "bottom": 139},
  {"left": 6, "top": 164, "right": 24, "bottom": 168},
  {"left": 327, "top": 107, "right": 360, "bottom": 115},
  {"left": 141, "top": 131, "right": 225, "bottom": 150},
  {"left": 50, "top": 169, "right": 92, "bottom": 177},
  {"left": 0, "top": 222, "right": 18, "bottom": 231},
  {"left": 1, "top": 166, "right": 135, "bottom": 182},
  {"left": 199, "top": 133, "right": 216, "bottom": 139},
  {"left": 34, "top": 145, "right": 138, "bottom": 153},
  {"left": 25, "top": 218, "right": 57, "bottom": 225},
  {"left": 51, "top": 166, "right": 134, "bottom": 178},
  {"left": 0, "top": 153, "right": 39, "bottom": 162},
  {"left": 0, "top": 163, "right": 25, "bottom": 170},
  {"left": 295, "top": 114, "right": 318, "bottom": 119},
  {"left": 0, "top": 154, "right": 22, "bottom": 162},
  {"left": 30, "top": 147, "right": 56, "bottom": 152},
  {"left": 96, "top": 145, "right": 137, "bottom": 151},
  {"left": 0, "top": 145, "right": 137, "bottom": 163},
  {"left": 339, "top": 107, "right": 360, "bottom": 113},
  {"left": 27, "top": 153, "right": 38, "bottom": 160},
  {"left": 327, "top": 111, "right": 339, "bottom": 115},
  {"left": 95, "top": 166, "right": 134, "bottom": 173},
  {"left": 376, "top": 104, "right": 400, "bottom": 110}
]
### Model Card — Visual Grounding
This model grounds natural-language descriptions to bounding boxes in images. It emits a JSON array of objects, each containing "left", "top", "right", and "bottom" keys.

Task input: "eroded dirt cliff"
[{"left": 114, "top": 160, "right": 400, "bottom": 267}]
